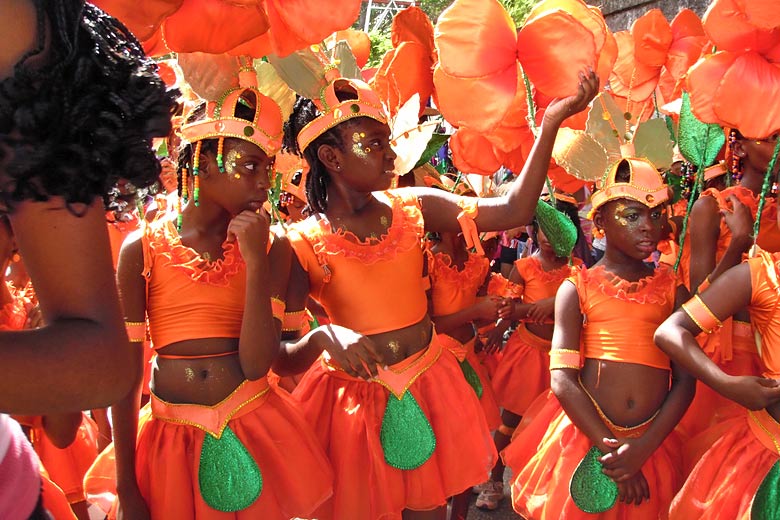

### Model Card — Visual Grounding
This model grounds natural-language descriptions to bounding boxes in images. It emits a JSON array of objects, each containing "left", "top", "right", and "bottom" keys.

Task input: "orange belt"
[
  {"left": 150, "top": 378, "right": 270, "bottom": 439},
  {"left": 437, "top": 334, "right": 475, "bottom": 362}
]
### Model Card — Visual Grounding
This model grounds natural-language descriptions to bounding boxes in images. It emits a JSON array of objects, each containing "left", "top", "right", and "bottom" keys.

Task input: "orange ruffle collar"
[
  {"left": 300, "top": 192, "right": 424, "bottom": 266},
  {"left": 525, "top": 256, "right": 577, "bottom": 285},
  {"left": 148, "top": 218, "right": 244, "bottom": 287},
  {"left": 579, "top": 264, "right": 675, "bottom": 305},
  {"left": 432, "top": 251, "right": 489, "bottom": 288}
]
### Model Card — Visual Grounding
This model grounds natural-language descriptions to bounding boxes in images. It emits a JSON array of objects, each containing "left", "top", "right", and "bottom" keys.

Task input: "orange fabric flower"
[{"left": 687, "top": 0, "right": 780, "bottom": 138}]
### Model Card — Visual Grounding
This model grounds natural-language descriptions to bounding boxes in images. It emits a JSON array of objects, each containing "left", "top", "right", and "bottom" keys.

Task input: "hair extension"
[{"left": 0, "top": 1, "right": 179, "bottom": 215}]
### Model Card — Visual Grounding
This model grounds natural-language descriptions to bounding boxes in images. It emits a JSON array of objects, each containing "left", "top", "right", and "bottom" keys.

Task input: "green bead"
[
  {"left": 570, "top": 446, "right": 618, "bottom": 513},
  {"left": 380, "top": 390, "right": 436, "bottom": 470},
  {"left": 199, "top": 426, "right": 262, "bottom": 512},
  {"left": 350, "top": 103, "right": 361, "bottom": 113},
  {"left": 459, "top": 359, "right": 483, "bottom": 398},
  {"left": 751, "top": 460, "right": 780, "bottom": 520},
  {"left": 243, "top": 126, "right": 255, "bottom": 137}
]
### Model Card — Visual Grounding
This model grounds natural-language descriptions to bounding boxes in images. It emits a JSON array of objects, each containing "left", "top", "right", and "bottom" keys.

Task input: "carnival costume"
[
  {"left": 429, "top": 248, "right": 502, "bottom": 430},
  {"left": 671, "top": 251, "right": 780, "bottom": 519},
  {"left": 490, "top": 256, "right": 580, "bottom": 417},
  {"left": 505, "top": 155, "right": 684, "bottom": 519}
]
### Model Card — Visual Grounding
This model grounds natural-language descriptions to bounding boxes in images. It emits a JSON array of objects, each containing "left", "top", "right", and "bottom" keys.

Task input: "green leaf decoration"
[
  {"left": 381, "top": 390, "right": 436, "bottom": 469},
  {"left": 751, "top": 460, "right": 780, "bottom": 520},
  {"left": 535, "top": 199, "right": 577, "bottom": 258},
  {"left": 199, "top": 426, "right": 262, "bottom": 512},
  {"left": 570, "top": 446, "right": 618, "bottom": 514},
  {"left": 414, "top": 133, "right": 451, "bottom": 169},
  {"left": 459, "top": 359, "right": 483, "bottom": 398},
  {"left": 678, "top": 91, "right": 725, "bottom": 169}
]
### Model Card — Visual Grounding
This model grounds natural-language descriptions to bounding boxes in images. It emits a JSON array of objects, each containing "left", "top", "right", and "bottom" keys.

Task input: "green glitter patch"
[
  {"left": 380, "top": 390, "right": 436, "bottom": 470},
  {"left": 570, "top": 446, "right": 618, "bottom": 514},
  {"left": 751, "top": 460, "right": 780, "bottom": 520},
  {"left": 459, "top": 359, "right": 483, "bottom": 399},
  {"left": 198, "top": 426, "right": 262, "bottom": 512}
]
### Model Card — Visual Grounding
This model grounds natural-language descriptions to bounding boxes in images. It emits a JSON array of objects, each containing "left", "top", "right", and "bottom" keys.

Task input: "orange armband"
[
  {"left": 270, "top": 297, "right": 286, "bottom": 322},
  {"left": 681, "top": 294, "right": 723, "bottom": 334},
  {"left": 282, "top": 309, "right": 313, "bottom": 333},
  {"left": 550, "top": 349, "right": 581, "bottom": 370},
  {"left": 125, "top": 321, "right": 147, "bottom": 343}
]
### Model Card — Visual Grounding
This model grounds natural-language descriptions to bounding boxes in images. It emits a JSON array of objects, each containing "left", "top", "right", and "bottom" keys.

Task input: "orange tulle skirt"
[
  {"left": 438, "top": 334, "right": 501, "bottom": 430},
  {"left": 671, "top": 409, "right": 780, "bottom": 519},
  {"left": 504, "top": 392, "right": 684, "bottom": 520},
  {"left": 491, "top": 324, "right": 551, "bottom": 416},
  {"left": 85, "top": 378, "right": 333, "bottom": 519},
  {"left": 292, "top": 337, "right": 497, "bottom": 520}
]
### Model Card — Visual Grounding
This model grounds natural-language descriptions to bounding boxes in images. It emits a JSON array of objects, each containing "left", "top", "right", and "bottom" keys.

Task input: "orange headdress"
[{"left": 590, "top": 157, "right": 669, "bottom": 213}]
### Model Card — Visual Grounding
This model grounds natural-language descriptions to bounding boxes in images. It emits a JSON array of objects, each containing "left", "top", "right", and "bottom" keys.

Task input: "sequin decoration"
[
  {"left": 569, "top": 446, "right": 618, "bottom": 513},
  {"left": 380, "top": 390, "right": 436, "bottom": 470},
  {"left": 199, "top": 426, "right": 262, "bottom": 512},
  {"left": 751, "top": 460, "right": 780, "bottom": 520},
  {"left": 459, "top": 359, "right": 483, "bottom": 398}
]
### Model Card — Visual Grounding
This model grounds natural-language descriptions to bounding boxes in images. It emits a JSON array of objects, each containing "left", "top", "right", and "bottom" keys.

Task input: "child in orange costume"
[
  {"left": 678, "top": 133, "right": 780, "bottom": 442},
  {"left": 655, "top": 245, "right": 780, "bottom": 518},
  {"left": 98, "top": 78, "right": 332, "bottom": 520},
  {"left": 428, "top": 230, "right": 502, "bottom": 430},
  {"left": 477, "top": 206, "right": 582, "bottom": 510},
  {"left": 505, "top": 158, "right": 695, "bottom": 519},
  {"left": 277, "top": 67, "right": 598, "bottom": 520}
]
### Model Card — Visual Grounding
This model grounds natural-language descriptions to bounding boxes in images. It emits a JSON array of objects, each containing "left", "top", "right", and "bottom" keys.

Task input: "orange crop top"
[
  {"left": 141, "top": 215, "right": 271, "bottom": 350},
  {"left": 513, "top": 256, "right": 582, "bottom": 304},
  {"left": 747, "top": 251, "right": 780, "bottom": 378},
  {"left": 702, "top": 186, "right": 780, "bottom": 256},
  {"left": 429, "top": 251, "right": 489, "bottom": 317},
  {"left": 287, "top": 189, "right": 428, "bottom": 336},
  {"left": 571, "top": 264, "right": 676, "bottom": 370}
]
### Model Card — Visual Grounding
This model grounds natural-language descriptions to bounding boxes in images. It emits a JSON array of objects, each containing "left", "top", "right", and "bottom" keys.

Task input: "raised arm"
[
  {"left": 0, "top": 198, "right": 137, "bottom": 414},
  {"left": 413, "top": 70, "right": 599, "bottom": 234}
]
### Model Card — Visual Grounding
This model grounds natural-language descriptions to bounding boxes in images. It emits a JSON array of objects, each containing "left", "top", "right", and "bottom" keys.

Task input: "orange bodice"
[
  {"left": 572, "top": 265, "right": 676, "bottom": 370},
  {"left": 287, "top": 190, "right": 428, "bottom": 335},
  {"left": 513, "top": 256, "right": 582, "bottom": 304},
  {"left": 429, "top": 251, "right": 489, "bottom": 317},
  {"left": 141, "top": 215, "right": 250, "bottom": 350},
  {"left": 747, "top": 251, "right": 780, "bottom": 378}
]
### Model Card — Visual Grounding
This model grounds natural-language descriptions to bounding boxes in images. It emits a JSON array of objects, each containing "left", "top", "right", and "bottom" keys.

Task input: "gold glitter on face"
[
  {"left": 225, "top": 148, "right": 243, "bottom": 179},
  {"left": 351, "top": 132, "right": 369, "bottom": 159},
  {"left": 613, "top": 202, "right": 630, "bottom": 226}
]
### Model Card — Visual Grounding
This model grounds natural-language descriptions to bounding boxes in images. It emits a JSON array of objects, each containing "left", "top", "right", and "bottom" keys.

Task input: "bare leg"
[
  {"left": 490, "top": 410, "right": 521, "bottom": 482},
  {"left": 448, "top": 491, "right": 470, "bottom": 520}
]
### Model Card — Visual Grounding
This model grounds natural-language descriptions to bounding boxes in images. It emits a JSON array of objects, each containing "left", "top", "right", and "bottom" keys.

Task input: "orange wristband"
[
  {"left": 681, "top": 294, "right": 723, "bottom": 334},
  {"left": 270, "top": 297, "right": 286, "bottom": 322},
  {"left": 125, "top": 321, "right": 146, "bottom": 343},
  {"left": 550, "top": 349, "right": 581, "bottom": 370},
  {"left": 282, "top": 309, "right": 313, "bottom": 332}
]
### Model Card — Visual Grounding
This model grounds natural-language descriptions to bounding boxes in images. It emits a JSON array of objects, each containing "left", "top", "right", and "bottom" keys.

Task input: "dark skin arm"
[
  {"left": 655, "top": 262, "right": 780, "bottom": 410},
  {"left": 410, "top": 70, "right": 599, "bottom": 235},
  {"left": 431, "top": 296, "right": 501, "bottom": 336},
  {"left": 0, "top": 198, "right": 137, "bottom": 414},
  {"left": 689, "top": 195, "right": 753, "bottom": 293},
  {"left": 111, "top": 233, "right": 149, "bottom": 520}
]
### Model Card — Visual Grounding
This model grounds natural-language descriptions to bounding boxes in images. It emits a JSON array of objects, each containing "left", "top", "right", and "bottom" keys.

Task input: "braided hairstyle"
[
  {"left": 282, "top": 93, "right": 369, "bottom": 214},
  {"left": 0, "top": 0, "right": 179, "bottom": 214}
]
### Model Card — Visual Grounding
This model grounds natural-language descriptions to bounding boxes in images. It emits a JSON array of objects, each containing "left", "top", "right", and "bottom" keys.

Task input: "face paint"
[
  {"left": 351, "top": 132, "right": 369, "bottom": 159},
  {"left": 226, "top": 149, "right": 243, "bottom": 179},
  {"left": 613, "top": 202, "right": 630, "bottom": 226}
]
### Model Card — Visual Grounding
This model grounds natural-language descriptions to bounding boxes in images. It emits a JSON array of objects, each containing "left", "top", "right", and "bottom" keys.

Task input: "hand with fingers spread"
[
  {"left": 315, "top": 324, "right": 386, "bottom": 380},
  {"left": 599, "top": 437, "right": 653, "bottom": 483},
  {"left": 227, "top": 209, "right": 270, "bottom": 266},
  {"left": 615, "top": 471, "right": 650, "bottom": 506},
  {"left": 543, "top": 68, "right": 600, "bottom": 127}
]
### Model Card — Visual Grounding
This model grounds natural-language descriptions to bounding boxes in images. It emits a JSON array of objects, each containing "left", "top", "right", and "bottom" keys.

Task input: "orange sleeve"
[{"left": 286, "top": 225, "right": 318, "bottom": 274}]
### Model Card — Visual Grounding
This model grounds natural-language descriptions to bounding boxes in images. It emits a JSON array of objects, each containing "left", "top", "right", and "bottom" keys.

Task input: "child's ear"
[{"left": 592, "top": 209, "right": 605, "bottom": 233}]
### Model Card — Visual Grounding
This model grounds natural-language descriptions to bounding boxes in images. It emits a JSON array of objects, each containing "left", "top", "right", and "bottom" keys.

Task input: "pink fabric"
[{"left": 0, "top": 415, "right": 41, "bottom": 520}]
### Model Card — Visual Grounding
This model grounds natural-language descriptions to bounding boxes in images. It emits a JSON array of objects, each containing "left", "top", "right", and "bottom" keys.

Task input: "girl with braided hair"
[
  {"left": 0, "top": 1, "right": 176, "bottom": 517},
  {"left": 275, "top": 70, "right": 598, "bottom": 520}
]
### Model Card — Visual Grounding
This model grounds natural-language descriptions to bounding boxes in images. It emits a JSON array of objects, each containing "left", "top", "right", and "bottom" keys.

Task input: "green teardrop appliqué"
[
  {"left": 380, "top": 390, "right": 436, "bottom": 470},
  {"left": 199, "top": 425, "right": 262, "bottom": 512},
  {"left": 459, "top": 359, "right": 483, "bottom": 398},
  {"left": 751, "top": 460, "right": 780, "bottom": 520},
  {"left": 570, "top": 446, "right": 618, "bottom": 514}
]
